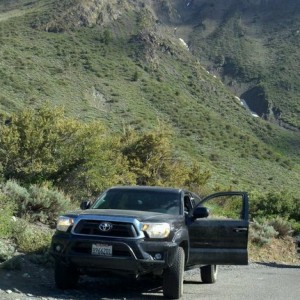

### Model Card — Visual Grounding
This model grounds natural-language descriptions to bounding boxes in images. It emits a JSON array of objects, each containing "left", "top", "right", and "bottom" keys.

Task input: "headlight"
[
  {"left": 56, "top": 216, "right": 75, "bottom": 232},
  {"left": 141, "top": 223, "right": 171, "bottom": 239}
]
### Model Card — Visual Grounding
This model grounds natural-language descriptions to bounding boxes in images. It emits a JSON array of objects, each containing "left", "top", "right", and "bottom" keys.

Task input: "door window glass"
[{"left": 203, "top": 194, "right": 244, "bottom": 220}]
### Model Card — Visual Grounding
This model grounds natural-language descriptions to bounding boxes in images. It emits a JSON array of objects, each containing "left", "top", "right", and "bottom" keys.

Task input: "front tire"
[
  {"left": 200, "top": 265, "right": 218, "bottom": 284},
  {"left": 54, "top": 260, "right": 79, "bottom": 289},
  {"left": 163, "top": 247, "right": 185, "bottom": 299}
]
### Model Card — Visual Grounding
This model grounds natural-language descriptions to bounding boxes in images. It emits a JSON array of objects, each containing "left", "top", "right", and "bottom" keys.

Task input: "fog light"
[
  {"left": 55, "top": 245, "right": 62, "bottom": 252},
  {"left": 154, "top": 253, "right": 162, "bottom": 260}
]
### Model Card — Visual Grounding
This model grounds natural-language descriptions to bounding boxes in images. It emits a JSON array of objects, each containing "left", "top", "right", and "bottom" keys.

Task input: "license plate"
[{"left": 91, "top": 244, "right": 112, "bottom": 256}]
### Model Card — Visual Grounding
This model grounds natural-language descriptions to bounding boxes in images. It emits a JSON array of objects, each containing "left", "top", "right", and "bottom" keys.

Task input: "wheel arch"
[{"left": 172, "top": 228, "right": 189, "bottom": 266}]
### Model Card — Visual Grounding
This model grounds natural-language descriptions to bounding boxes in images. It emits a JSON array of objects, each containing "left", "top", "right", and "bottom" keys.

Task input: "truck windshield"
[{"left": 92, "top": 189, "right": 181, "bottom": 215}]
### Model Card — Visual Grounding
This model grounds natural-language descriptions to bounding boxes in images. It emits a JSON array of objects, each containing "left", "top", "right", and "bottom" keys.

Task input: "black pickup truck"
[{"left": 51, "top": 186, "right": 249, "bottom": 299}]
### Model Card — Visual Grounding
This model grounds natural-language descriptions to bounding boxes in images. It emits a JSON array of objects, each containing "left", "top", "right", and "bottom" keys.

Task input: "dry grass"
[{"left": 249, "top": 236, "right": 300, "bottom": 265}]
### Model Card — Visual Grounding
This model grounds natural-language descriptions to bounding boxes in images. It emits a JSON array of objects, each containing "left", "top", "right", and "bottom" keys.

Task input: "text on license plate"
[{"left": 91, "top": 244, "right": 112, "bottom": 256}]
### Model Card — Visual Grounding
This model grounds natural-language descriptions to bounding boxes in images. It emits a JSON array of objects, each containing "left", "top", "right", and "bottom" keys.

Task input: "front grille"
[{"left": 73, "top": 220, "right": 138, "bottom": 238}]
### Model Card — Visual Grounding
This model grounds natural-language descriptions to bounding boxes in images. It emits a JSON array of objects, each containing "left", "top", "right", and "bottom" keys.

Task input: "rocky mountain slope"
[
  {"left": 33, "top": 0, "right": 300, "bottom": 128},
  {"left": 0, "top": 0, "right": 300, "bottom": 196}
]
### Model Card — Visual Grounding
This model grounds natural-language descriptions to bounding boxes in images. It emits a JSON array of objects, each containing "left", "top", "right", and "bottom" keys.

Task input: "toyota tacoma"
[{"left": 51, "top": 186, "right": 249, "bottom": 299}]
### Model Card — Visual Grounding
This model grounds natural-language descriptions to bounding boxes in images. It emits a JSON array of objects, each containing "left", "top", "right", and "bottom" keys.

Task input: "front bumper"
[{"left": 51, "top": 233, "right": 178, "bottom": 275}]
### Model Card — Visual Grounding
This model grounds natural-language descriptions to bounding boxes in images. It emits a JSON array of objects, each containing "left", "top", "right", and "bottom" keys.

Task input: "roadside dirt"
[
  {"left": 0, "top": 237, "right": 299, "bottom": 300},
  {"left": 249, "top": 236, "right": 300, "bottom": 264},
  {"left": 0, "top": 254, "right": 164, "bottom": 300},
  {"left": 1, "top": 256, "right": 300, "bottom": 300}
]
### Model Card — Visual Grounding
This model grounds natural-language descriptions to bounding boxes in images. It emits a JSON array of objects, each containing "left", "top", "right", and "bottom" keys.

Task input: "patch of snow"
[
  {"left": 178, "top": 38, "right": 189, "bottom": 50},
  {"left": 233, "top": 96, "right": 260, "bottom": 118}
]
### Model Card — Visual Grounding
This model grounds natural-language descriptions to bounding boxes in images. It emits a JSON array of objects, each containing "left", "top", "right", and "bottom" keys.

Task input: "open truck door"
[{"left": 187, "top": 192, "right": 249, "bottom": 266}]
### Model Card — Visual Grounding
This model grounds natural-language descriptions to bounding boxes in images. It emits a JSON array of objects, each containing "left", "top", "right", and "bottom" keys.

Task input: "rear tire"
[
  {"left": 54, "top": 260, "right": 79, "bottom": 289},
  {"left": 163, "top": 247, "right": 185, "bottom": 299},
  {"left": 200, "top": 265, "right": 218, "bottom": 284}
]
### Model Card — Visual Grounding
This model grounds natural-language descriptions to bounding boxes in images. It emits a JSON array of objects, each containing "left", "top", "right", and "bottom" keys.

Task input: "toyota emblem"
[{"left": 99, "top": 222, "right": 113, "bottom": 232}]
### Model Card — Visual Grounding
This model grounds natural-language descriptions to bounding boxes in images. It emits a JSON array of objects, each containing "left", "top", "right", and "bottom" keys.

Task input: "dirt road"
[{"left": 0, "top": 258, "right": 299, "bottom": 300}]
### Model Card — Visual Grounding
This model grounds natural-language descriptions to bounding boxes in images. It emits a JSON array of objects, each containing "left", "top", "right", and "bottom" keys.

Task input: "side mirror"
[
  {"left": 80, "top": 200, "right": 91, "bottom": 210},
  {"left": 193, "top": 206, "right": 209, "bottom": 219}
]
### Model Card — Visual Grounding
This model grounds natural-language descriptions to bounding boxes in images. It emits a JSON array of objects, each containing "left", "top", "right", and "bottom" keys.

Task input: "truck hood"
[{"left": 67, "top": 209, "right": 181, "bottom": 223}]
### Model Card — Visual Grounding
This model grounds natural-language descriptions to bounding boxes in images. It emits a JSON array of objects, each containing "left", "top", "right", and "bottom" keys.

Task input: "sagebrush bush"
[
  {"left": 2, "top": 180, "right": 70, "bottom": 226},
  {"left": 26, "top": 184, "right": 70, "bottom": 226},
  {"left": 290, "top": 220, "right": 300, "bottom": 235},
  {"left": 250, "top": 218, "right": 278, "bottom": 246},
  {"left": 0, "top": 239, "right": 16, "bottom": 262},
  {"left": 13, "top": 219, "right": 53, "bottom": 253},
  {"left": 268, "top": 217, "right": 293, "bottom": 238},
  {"left": 2, "top": 180, "right": 30, "bottom": 217},
  {"left": 0, "top": 193, "right": 15, "bottom": 238}
]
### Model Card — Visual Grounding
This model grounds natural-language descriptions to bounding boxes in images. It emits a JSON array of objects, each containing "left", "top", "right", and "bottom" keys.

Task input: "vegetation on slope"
[
  {"left": 0, "top": 106, "right": 210, "bottom": 196},
  {"left": 181, "top": 0, "right": 300, "bottom": 128},
  {"left": 0, "top": 107, "right": 299, "bottom": 265},
  {"left": 0, "top": 0, "right": 299, "bottom": 198}
]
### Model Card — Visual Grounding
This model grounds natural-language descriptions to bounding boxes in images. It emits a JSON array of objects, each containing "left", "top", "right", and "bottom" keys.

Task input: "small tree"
[
  {"left": 0, "top": 105, "right": 136, "bottom": 198},
  {"left": 65, "top": 134, "right": 136, "bottom": 197},
  {"left": 121, "top": 127, "right": 211, "bottom": 188},
  {"left": 122, "top": 129, "right": 173, "bottom": 185},
  {"left": 0, "top": 106, "right": 72, "bottom": 182},
  {"left": 102, "top": 29, "right": 112, "bottom": 45},
  {"left": 132, "top": 70, "right": 139, "bottom": 81}
]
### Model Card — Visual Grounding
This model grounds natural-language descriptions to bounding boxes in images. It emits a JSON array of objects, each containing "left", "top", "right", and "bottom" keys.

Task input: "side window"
[
  {"left": 184, "top": 195, "right": 192, "bottom": 214},
  {"left": 203, "top": 194, "right": 245, "bottom": 220}
]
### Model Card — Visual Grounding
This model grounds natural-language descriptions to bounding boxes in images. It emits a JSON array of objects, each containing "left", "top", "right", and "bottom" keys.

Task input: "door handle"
[{"left": 233, "top": 227, "right": 248, "bottom": 232}]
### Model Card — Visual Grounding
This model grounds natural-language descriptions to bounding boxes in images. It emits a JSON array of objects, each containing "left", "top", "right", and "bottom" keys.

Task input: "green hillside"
[{"left": 0, "top": 0, "right": 300, "bottom": 197}]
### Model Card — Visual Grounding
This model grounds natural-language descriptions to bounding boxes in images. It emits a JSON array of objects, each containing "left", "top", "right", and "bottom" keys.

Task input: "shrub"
[
  {"left": 0, "top": 105, "right": 97, "bottom": 186},
  {"left": 250, "top": 190, "right": 300, "bottom": 221},
  {"left": 132, "top": 70, "right": 139, "bottom": 81},
  {"left": 268, "top": 217, "right": 293, "bottom": 238},
  {"left": 121, "top": 127, "right": 211, "bottom": 188},
  {"left": 250, "top": 218, "right": 278, "bottom": 246},
  {"left": 0, "top": 106, "right": 135, "bottom": 198},
  {"left": 0, "top": 192, "right": 15, "bottom": 238},
  {"left": 102, "top": 29, "right": 112, "bottom": 45},
  {"left": 13, "top": 219, "right": 53, "bottom": 253},
  {"left": 26, "top": 184, "right": 70, "bottom": 226},
  {"left": 2, "top": 180, "right": 30, "bottom": 219},
  {"left": 0, "top": 239, "right": 16, "bottom": 262},
  {"left": 0, "top": 106, "right": 66, "bottom": 183},
  {"left": 2, "top": 180, "right": 70, "bottom": 227},
  {"left": 290, "top": 219, "right": 300, "bottom": 235}
]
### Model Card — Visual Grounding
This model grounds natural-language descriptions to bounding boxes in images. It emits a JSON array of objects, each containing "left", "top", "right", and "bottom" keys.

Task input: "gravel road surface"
[{"left": 0, "top": 259, "right": 299, "bottom": 300}]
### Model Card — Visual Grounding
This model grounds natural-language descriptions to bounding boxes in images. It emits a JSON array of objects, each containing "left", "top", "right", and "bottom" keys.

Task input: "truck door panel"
[{"left": 187, "top": 192, "right": 249, "bottom": 266}]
